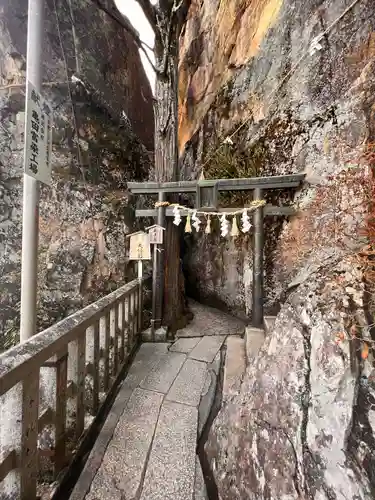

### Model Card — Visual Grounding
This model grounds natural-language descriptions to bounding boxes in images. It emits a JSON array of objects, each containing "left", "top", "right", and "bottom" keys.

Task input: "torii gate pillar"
[
  {"left": 252, "top": 187, "right": 264, "bottom": 328},
  {"left": 151, "top": 192, "right": 166, "bottom": 333}
]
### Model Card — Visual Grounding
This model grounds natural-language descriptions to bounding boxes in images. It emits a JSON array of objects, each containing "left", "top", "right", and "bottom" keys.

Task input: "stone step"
[
  {"left": 140, "top": 400, "right": 198, "bottom": 500},
  {"left": 245, "top": 326, "right": 265, "bottom": 363},
  {"left": 223, "top": 336, "right": 246, "bottom": 399},
  {"left": 264, "top": 315, "right": 277, "bottom": 334}
]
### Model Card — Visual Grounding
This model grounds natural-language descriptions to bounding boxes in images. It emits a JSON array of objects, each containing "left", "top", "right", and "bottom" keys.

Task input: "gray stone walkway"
[{"left": 70, "top": 302, "right": 245, "bottom": 500}]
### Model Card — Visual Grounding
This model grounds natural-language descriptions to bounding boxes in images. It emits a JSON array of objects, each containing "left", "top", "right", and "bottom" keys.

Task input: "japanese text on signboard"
[{"left": 24, "top": 82, "right": 53, "bottom": 185}]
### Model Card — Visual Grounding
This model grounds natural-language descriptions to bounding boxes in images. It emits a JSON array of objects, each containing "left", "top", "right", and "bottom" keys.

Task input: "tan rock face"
[
  {"left": 179, "top": 0, "right": 282, "bottom": 153},
  {"left": 179, "top": 1, "right": 375, "bottom": 498},
  {"left": 179, "top": 0, "right": 375, "bottom": 316},
  {"left": 0, "top": 0, "right": 153, "bottom": 347}
]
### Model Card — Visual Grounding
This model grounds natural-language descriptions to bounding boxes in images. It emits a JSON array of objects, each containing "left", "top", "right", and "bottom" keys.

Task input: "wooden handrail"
[
  {"left": 0, "top": 279, "right": 141, "bottom": 397},
  {"left": 0, "top": 276, "right": 147, "bottom": 499}
]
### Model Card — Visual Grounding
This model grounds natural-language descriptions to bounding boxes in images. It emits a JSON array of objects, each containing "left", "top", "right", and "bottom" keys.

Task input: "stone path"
[{"left": 70, "top": 302, "right": 245, "bottom": 500}]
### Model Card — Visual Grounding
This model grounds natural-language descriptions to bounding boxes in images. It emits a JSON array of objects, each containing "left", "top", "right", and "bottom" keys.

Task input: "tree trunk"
[{"left": 154, "top": 36, "right": 188, "bottom": 333}]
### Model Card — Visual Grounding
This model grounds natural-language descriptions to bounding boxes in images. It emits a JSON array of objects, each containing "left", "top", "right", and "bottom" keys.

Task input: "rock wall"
[
  {"left": 179, "top": 0, "right": 375, "bottom": 498},
  {"left": 207, "top": 261, "right": 375, "bottom": 499},
  {"left": 0, "top": 0, "right": 153, "bottom": 349},
  {"left": 179, "top": 0, "right": 375, "bottom": 317}
]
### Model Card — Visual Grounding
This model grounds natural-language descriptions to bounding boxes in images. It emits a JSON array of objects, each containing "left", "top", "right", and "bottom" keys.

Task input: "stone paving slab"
[
  {"left": 125, "top": 343, "right": 170, "bottom": 389},
  {"left": 176, "top": 300, "right": 245, "bottom": 338},
  {"left": 140, "top": 352, "right": 186, "bottom": 394},
  {"left": 140, "top": 400, "right": 198, "bottom": 500},
  {"left": 70, "top": 384, "right": 134, "bottom": 500},
  {"left": 170, "top": 337, "right": 201, "bottom": 353},
  {"left": 86, "top": 388, "right": 163, "bottom": 500},
  {"left": 166, "top": 358, "right": 208, "bottom": 407},
  {"left": 73, "top": 301, "right": 241, "bottom": 500},
  {"left": 189, "top": 335, "right": 226, "bottom": 363}
]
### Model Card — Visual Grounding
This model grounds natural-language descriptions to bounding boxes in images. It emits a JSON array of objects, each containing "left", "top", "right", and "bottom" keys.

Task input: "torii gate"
[{"left": 128, "top": 173, "right": 305, "bottom": 331}]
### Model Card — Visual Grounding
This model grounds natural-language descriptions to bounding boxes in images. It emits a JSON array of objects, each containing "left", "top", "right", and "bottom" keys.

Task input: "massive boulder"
[
  {"left": 179, "top": 0, "right": 375, "bottom": 316},
  {"left": 0, "top": 0, "right": 153, "bottom": 349},
  {"left": 179, "top": 0, "right": 375, "bottom": 497},
  {"left": 206, "top": 259, "right": 375, "bottom": 499}
]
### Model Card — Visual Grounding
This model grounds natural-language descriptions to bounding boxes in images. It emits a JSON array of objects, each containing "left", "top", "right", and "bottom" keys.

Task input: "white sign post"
[
  {"left": 146, "top": 225, "right": 166, "bottom": 335},
  {"left": 24, "top": 81, "right": 53, "bottom": 185},
  {"left": 127, "top": 231, "right": 151, "bottom": 281},
  {"left": 127, "top": 231, "right": 151, "bottom": 336},
  {"left": 20, "top": 0, "right": 48, "bottom": 343}
]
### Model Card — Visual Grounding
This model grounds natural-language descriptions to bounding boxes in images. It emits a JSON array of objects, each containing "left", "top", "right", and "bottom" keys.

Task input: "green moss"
[{"left": 204, "top": 138, "right": 269, "bottom": 206}]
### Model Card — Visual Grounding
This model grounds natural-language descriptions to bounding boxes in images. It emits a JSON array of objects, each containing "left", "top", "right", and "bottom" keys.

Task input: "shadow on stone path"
[{"left": 70, "top": 301, "right": 246, "bottom": 500}]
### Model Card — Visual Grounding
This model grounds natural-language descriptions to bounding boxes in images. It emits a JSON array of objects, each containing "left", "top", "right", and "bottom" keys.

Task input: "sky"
[{"left": 115, "top": 0, "right": 156, "bottom": 92}]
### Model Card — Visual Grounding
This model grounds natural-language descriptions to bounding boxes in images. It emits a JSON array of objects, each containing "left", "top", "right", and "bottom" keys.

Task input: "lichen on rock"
[
  {"left": 0, "top": 0, "right": 153, "bottom": 349},
  {"left": 179, "top": 0, "right": 375, "bottom": 497}
]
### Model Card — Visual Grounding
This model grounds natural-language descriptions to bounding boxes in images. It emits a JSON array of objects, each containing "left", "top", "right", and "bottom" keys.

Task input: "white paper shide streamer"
[
  {"left": 241, "top": 209, "right": 252, "bottom": 233},
  {"left": 192, "top": 210, "right": 201, "bottom": 232},
  {"left": 172, "top": 205, "right": 181, "bottom": 226},
  {"left": 220, "top": 214, "right": 230, "bottom": 237}
]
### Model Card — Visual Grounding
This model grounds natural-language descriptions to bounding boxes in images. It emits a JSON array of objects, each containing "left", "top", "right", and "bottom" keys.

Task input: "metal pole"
[
  {"left": 151, "top": 243, "right": 158, "bottom": 334},
  {"left": 20, "top": 0, "right": 44, "bottom": 342},
  {"left": 151, "top": 192, "right": 166, "bottom": 334},
  {"left": 252, "top": 187, "right": 264, "bottom": 328}
]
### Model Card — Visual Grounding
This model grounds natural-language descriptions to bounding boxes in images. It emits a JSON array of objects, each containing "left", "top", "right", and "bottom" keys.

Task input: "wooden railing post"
[
  {"left": 92, "top": 322, "right": 100, "bottom": 414},
  {"left": 54, "top": 350, "right": 68, "bottom": 474},
  {"left": 125, "top": 295, "right": 130, "bottom": 352},
  {"left": 138, "top": 280, "right": 143, "bottom": 335},
  {"left": 110, "top": 306, "right": 118, "bottom": 376},
  {"left": 130, "top": 292, "right": 135, "bottom": 348},
  {"left": 21, "top": 371, "right": 39, "bottom": 499},
  {"left": 68, "top": 332, "right": 86, "bottom": 440},
  {"left": 103, "top": 313, "right": 110, "bottom": 392},
  {"left": 118, "top": 301, "right": 124, "bottom": 364}
]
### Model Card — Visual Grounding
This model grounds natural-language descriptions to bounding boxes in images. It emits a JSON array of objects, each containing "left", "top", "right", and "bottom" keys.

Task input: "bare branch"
[
  {"left": 139, "top": 44, "right": 158, "bottom": 74},
  {"left": 90, "top": 0, "right": 157, "bottom": 73},
  {"left": 135, "top": 0, "right": 158, "bottom": 32}
]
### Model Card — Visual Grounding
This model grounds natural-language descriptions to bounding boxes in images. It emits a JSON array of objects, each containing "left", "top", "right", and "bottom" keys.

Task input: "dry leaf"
[{"left": 361, "top": 342, "right": 369, "bottom": 360}]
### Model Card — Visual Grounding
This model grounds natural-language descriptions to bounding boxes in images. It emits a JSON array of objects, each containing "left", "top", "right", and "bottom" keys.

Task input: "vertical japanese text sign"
[{"left": 24, "top": 81, "right": 53, "bottom": 185}]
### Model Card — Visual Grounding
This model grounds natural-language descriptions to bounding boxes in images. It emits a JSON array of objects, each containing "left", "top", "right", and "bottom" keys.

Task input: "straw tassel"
[
  {"left": 205, "top": 216, "right": 211, "bottom": 234},
  {"left": 231, "top": 216, "right": 239, "bottom": 237},
  {"left": 185, "top": 213, "right": 192, "bottom": 233}
]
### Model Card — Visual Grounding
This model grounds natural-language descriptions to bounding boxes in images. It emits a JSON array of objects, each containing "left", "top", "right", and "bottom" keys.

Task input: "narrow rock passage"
[{"left": 70, "top": 302, "right": 245, "bottom": 500}]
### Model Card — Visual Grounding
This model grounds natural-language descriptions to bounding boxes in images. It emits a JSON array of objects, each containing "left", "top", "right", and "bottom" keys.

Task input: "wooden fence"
[{"left": 0, "top": 277, "right": 146, "bottom": 499}]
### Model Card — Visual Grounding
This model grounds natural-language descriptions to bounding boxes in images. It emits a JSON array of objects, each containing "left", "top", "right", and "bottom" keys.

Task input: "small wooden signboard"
[
  {"left": 146, "top": 224, "right": 165, "bottom": 245},
  {"left": 127, "top": 231, "right": 151, "bottom": 260}
]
